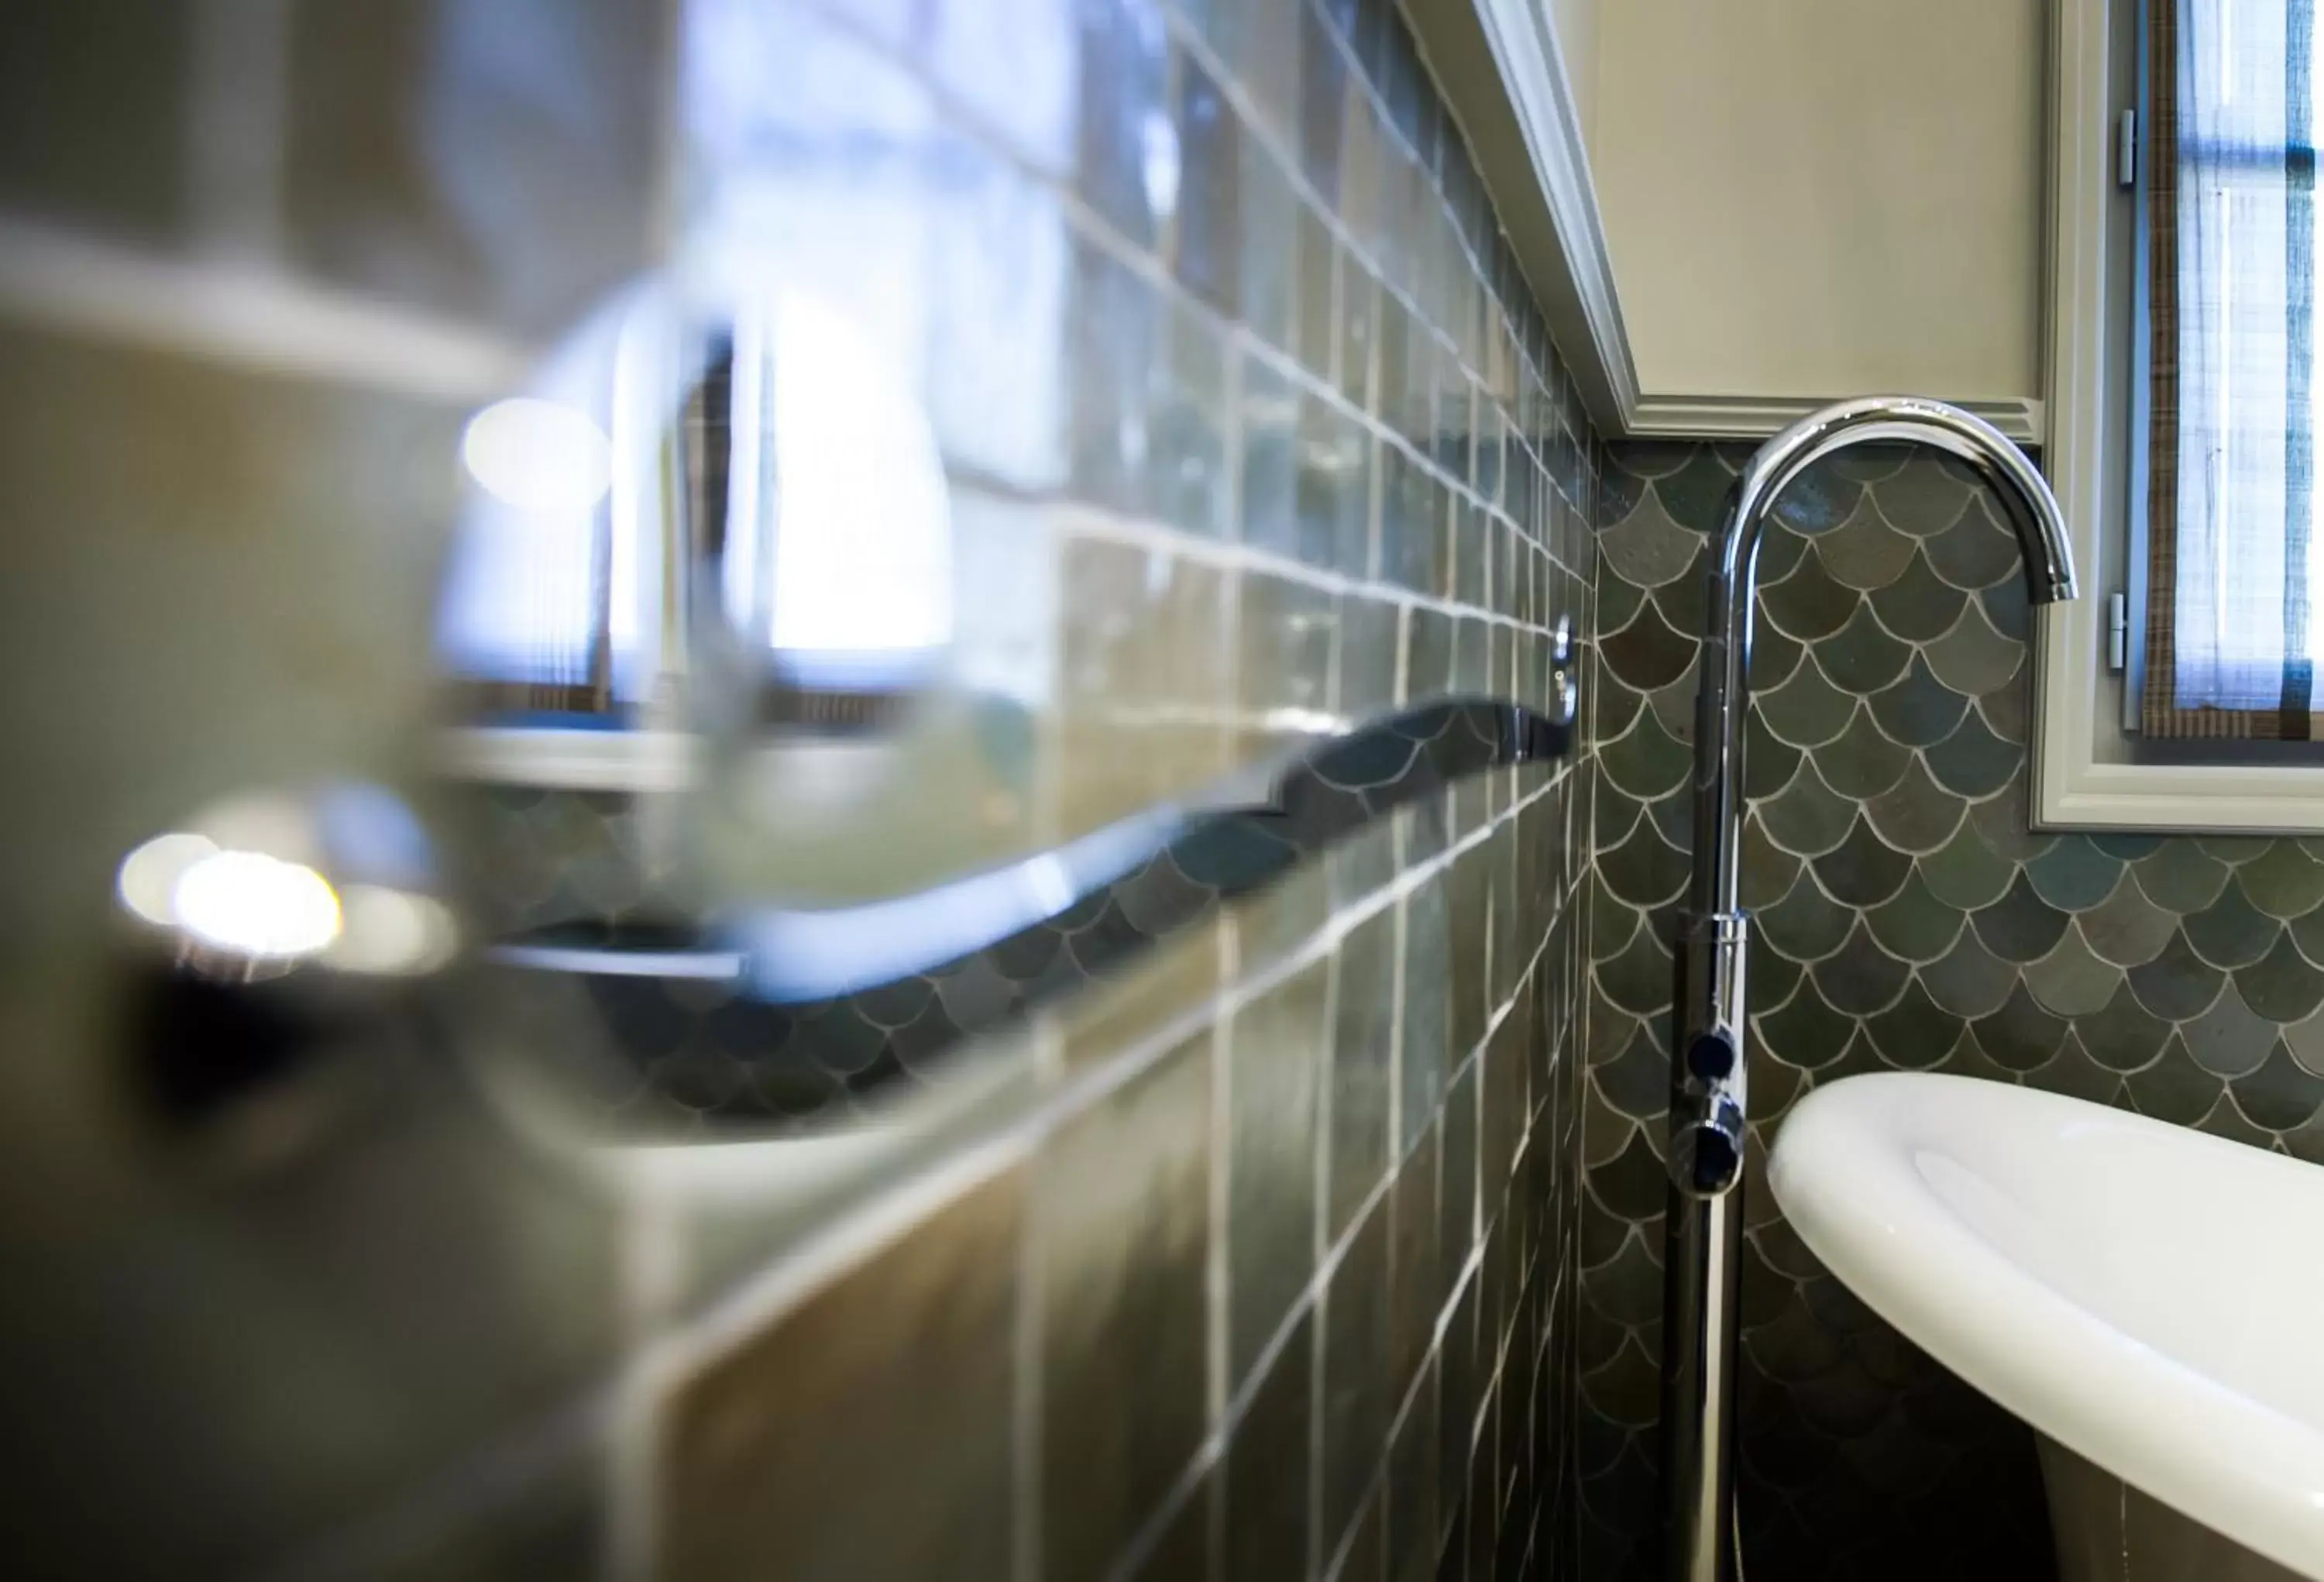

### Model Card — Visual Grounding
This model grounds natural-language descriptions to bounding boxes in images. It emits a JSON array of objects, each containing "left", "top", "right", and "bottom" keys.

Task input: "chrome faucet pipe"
[{"left": 1659, "top": 397, "right": 2077, "bottom": 1582}]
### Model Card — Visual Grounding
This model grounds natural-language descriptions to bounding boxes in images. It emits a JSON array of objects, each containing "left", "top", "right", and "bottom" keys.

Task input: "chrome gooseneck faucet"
[{"left": 1660, "top": 397, "right": 2078, "bottom": 1582}]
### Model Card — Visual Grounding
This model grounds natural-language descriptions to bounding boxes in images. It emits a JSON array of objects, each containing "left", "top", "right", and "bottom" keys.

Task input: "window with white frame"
[{"left": 2135, "top": 0, "right": 2324, "bottom": 741}]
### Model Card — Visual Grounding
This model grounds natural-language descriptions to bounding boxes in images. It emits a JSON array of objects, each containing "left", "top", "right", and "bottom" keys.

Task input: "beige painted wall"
[
  {"left": 1549, "top": 0, "right": 1598, "bottom": 150},
  {"left": 1593, "top": 0, "right": 2046, "bottom": 401}
]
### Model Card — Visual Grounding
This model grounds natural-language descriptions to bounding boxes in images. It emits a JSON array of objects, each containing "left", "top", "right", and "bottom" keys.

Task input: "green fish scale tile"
[
  {"left": 1758, "top": 869, "right": 1858, "bottom": 962},
  {"left": 2290, "top": 903, "right": 2324, "bottom": 968},
  {"left": 1866, "top": 657, "right": 1969, "bottom": 749},
  {"left": 1865, "top": 549, "right": 1972, "bottom": 644},
  {"left": 1750, "top": 621, "right": 1807, "bottom": 692},
  {"left": 1864, "top": 873, "right": 1966, "bottom": 964},
  {"left": 2281, "top": 1109, "right": 2324, "bottom": 1163},
  {"left": 1584, "top": 991, "right": 1639, "bottom": 1070},
  {"left": 1968, "top": 873, "right": 2071, "bottom": 965},
  {"left": 1591, "top": 779, "right": 1644, "bottom": 859},
  {"left": 1922, "top": 602, "right": 2025, "bottom": 698},
  {"left": 2077, "top": 982, "right": 2174, "bottom": 1072},
  {"left": 1966, "top": 773, "right": 2056, "bottom": 862},
  {"left": 2126, "top": 931, "right": 2226, "bottom": 1022},
  {"left": 1600, "top": 601, "right": 1696, "bottom": 692},
  {"left": 2229, "top": 1040, "right": 2324, "bottom": 1133},
  {"left": 1937, "top": 1023, "right": 2030, "bottom": 1086},
  {"left": 2124, "top": 1043, "right": 2225, "bottom": 1125},
  {"left": 1588, "top": 1126, "right": 1675, "bottom": 1223},
  {"left": 1590, "top": 652, "right": 1647, "bottom": 738},
  {"left": 1921, "top": 507, "right": 2020, "bottom": 590},
  {"left": 1597, "top": 490, "right": 1706, "bottom": 590},
  {"left": 2075, "top": 872, "right": 2181, "bottom": 967},
  {"left": 1759, "top": 548, "right": 1860, "bottom": 643},
  {"left": 2022, "top": 1033, "right": 2124, "bottom": 1108},
  {"left": 1813, "top": 707, "right": 1916, "bottom": 800},
  {"left": 1587, "top": 881, "right": 1642, "bottom": 965},
  {"left": 1599, "top": 922, "right": 1673, "bottom": 1017},
  {"left": 1808, "top": 924, "right": 1914, "bottom": 1017},
  {"left": 1599, "top": 708, "right": 1690, "bottom": 802},
  {"left": 1595, "top": 1022, "right": 1670, "bottom": 1121},
  {"left": 2235, "top": 841, "right": 2324, "bottom": 919},
  {"left": 1597, "top": 563, "right": 1649, "bottom": 633},
  {"left": 1755, "top": 978, "right": 1860, "bottom": 1072},
  {"left": 1649, "top": 785, "right": 1699, "bottom": 851},
  {"left": 2231, "top": 933, "right": 2324, "bottom": 1023},
  {"left": 1650, "top": 567, "right": 1712, "bottom": 645},
  {"left": 1748, "top": 1054, "right": 1811, "bottom": 1126},
  {"left": 2020, "top": 927, "right": 2120, "bottom": 1016},
  {"left": 1752, "top": 520, "right": 1813, "bottom": 585},
  {"left": 2285, "top": 1005, "right": 2324, "bottom": 1076},
  {"left": 1600, "top": 812, "right": 1689, "bottom": 910},
  {"left": 1813, "top": 606, "right": 1915, "bottom": 695},
  {"left": 1862, "top": 758, "right": 1969, "bottom": 855},
  {"left": 1970, "top": 982, "right": 2069, "bottom": 1072},
  {"left": 2092, "top": 832, "right": 2168, "bottom": 861},
  {"left": 1749, "top": 933, "right": 1807, "bottom": 1009},
  {"left": 1923, "top": 711, "right": 2023, "bottom": 800},
  {"left": 1811, "top": 817, "right": 1916, "bottom": 908},
  {"left": 1978, "top": 672, "right": 2032, "bottom": 749},
  {"left": 2196, "top": 834, "right": 2275, "bottom": 865},
  {"left": 1758, "top": 760, "right": 1858, "bottom": 858},
  {"left": 1813, "top": 500, "right": 1918, "bottom": 591},
  {"left": 2178, "top": 879, "right": 2282, "bottom": 971},
  {"left": 1741, "top": 812, "right": 1805, "bottom": 910},
  {"left": 2182, "top": 982, "right": 2278, "bottom": 1078},
  {"left": 1647, "top": 674, "right": 1699, "bottom": 743},
  {"left": 1865, "top": 456, "right": 1975, "bottom": 537},
  {"left": 1919, "top": 823, "right": 2020, "bottom": 911},
  {"left": 1745, "top": 731, "right": 1806, "bottom": 803},
  {"left": 1652, "top": 446, "right": 1744, "bottom": 532},
  {"left": 1757, "top": 662, "right": 1858, "bottom": 749},
  {"left": 2022, "top": 838, "right": 2125, "bottom": 913},
  {"left": 1982, "top": 576, "right": 2032, "bottom": 643},
  {"left": 1745, "top": 1301, "right": 1848, "bottom": 1385},
  {"left": 2192, "top": 1091, "right": 2281, "bottom": 1150},
  {"left": 1862, "top": 980, "right": 1959, "bottom": 1069},
  {"left": 2132, "top": 840, "right": 2234, "bottom": 915}
]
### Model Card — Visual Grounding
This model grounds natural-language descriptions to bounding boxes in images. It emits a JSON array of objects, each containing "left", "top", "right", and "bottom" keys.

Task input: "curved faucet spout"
[
  {"left": 1658, "top": 396, "right": 2078, "bottom": 1582},
  {"left": 1690, "top": 397, "right": 2075, "bottom": 920}
]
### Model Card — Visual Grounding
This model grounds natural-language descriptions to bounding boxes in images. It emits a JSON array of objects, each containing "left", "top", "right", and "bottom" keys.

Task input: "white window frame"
[{"left": 2037, "top": 0, "right": 2324, "bottom": 831}]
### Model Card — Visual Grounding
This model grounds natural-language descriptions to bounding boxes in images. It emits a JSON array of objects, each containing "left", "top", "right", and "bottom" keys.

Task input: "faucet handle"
[{"left": 1670, "top": 1088, "right": 1746, "bottom": 1198}]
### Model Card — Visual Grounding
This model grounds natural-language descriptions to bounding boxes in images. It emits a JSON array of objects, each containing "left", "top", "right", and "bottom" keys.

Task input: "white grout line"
[
  {"left": 1043, "top": 497, "right": 1571, "bottom": 638},
  {"left": 0, "top": 218, "right": 528, "bottom": 401}
]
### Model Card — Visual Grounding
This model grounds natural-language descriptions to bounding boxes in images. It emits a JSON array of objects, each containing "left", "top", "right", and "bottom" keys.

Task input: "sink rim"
[{"left": 1768, "top": 1071, "right": 2324, "bottom": 1581}]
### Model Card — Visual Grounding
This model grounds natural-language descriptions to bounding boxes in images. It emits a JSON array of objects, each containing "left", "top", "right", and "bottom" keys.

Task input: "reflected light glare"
[
  {"left": 117, "top": 832, "right": 219, "bottom": 926},
  {"left": 462, "top": 397, "right": 614, "bottom": 513},
  {"left": 171, "top": 850, "right": 343, "bottom": 959},
  {"left": 328, "top": 885, "right": 459, "bottom": 975}
]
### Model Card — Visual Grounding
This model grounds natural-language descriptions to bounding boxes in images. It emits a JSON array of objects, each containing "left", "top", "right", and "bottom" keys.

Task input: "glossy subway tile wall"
[
  {"left": 0, "top": 1, "right": 1598, "bottom": 1579},
  {"left": 1584, "top": 441, "right": 2324, "bottom": 1582}
]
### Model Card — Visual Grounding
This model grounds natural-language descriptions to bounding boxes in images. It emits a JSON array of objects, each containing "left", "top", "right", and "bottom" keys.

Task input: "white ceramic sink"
[{"left": 1769, "top": 1073, "right": 2324, "bottom": 1580}]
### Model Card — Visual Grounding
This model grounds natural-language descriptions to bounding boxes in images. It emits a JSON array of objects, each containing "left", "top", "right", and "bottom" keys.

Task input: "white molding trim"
[
  {"left": 1467, "top": 0, "right": 1641, "bottom": 425},
  {"left": 1629, "top": 392, "right": 2045, "bottom": 446},
  {"left": 2030, "top": 0, "right": 2324, "bottom": 831},
  {"left": 1407, "top": 0, "right": 1638, "bottom": 434}
]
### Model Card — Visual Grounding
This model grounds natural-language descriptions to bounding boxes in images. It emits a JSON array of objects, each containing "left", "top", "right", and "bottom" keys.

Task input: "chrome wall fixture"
[
  {"left": 110, "top": 683, "right": 1579, "bottom": 1137},
  {"left": 1659, "top": 397, "right": 2076, "bottom": 1582}
]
